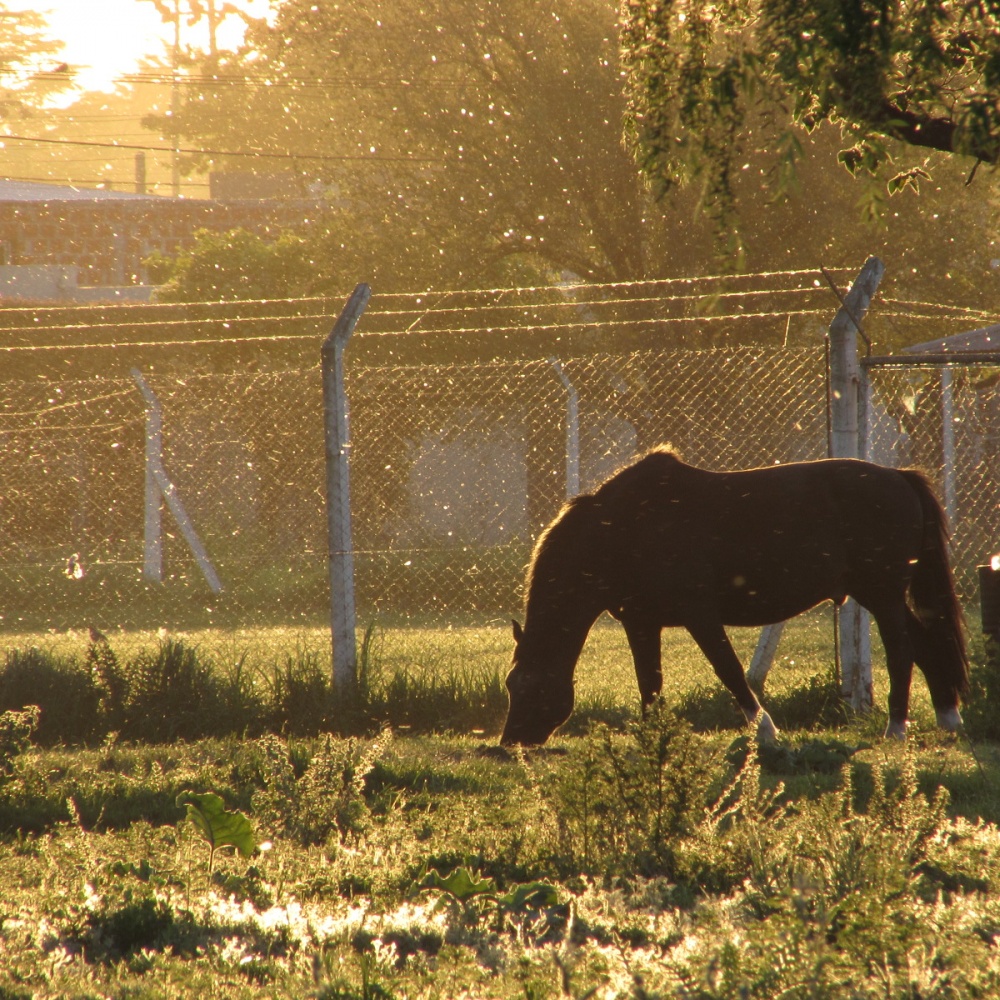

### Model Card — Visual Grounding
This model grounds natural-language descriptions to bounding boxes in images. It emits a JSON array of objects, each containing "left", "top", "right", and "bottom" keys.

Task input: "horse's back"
[{"left": 589, "top": 453, "right": 925, "bottom": 626}]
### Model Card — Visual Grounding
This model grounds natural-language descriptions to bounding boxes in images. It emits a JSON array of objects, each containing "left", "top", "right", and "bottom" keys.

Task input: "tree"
[
  {"left": 138, "top": 0, "right": 250, "bottom": 64},
  {"left": 620, "top": 0, "right": 1000, "bottom": 220},
  {"left": 0, "top": 4, "right": 70, "bottom": 119},
  {"left": 146, "top": 227, "right": 319, "bottom": 301},
  {"left": 140, "top": 0, "right": 702, "bottom": 288}
]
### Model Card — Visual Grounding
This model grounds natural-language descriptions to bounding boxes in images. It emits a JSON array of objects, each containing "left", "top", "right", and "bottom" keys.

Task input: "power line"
[
  {"left": 114, "top": 71, "right": 461, "bottom": 91},
  {"left": 1, "top": 133, "right": 435, "bottom": 163}
]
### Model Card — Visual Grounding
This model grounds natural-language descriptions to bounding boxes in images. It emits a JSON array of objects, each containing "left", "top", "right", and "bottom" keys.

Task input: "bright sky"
[{"left": 35, "top": 0, "right": 268, "bottom": 93}]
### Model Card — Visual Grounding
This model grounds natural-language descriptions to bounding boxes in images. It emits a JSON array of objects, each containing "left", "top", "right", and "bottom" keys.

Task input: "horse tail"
[{"left": 900, "top": 469, "right": 970, "bottom": 700}]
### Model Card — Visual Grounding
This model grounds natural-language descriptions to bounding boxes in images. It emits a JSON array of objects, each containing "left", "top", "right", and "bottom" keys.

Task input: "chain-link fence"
[
  {"left": 0, "top": 344, "right": 826, "bottom": 633},
  {"left": 865, "top": 357, "right": 1000, "bottom": 599},
  {"left": 1, "top": 270, "right": 993, "bottom": 635},
  {"left": 0, "top": 369, "right": 330, "bottom": 632},
  {"left": 348, "top": 347, "right": 827, "bottom": 620}
]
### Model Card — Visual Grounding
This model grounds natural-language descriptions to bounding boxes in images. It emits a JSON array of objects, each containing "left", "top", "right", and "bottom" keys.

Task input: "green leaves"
[
  {"left": 414, "top": 866, "right": 561, "bottom": 916},
  {"left": 177, "top": 792, "right": 257, "bottom": 870},
  {"left": 415, "top": 867, "right": 496, "bottom": 902}
]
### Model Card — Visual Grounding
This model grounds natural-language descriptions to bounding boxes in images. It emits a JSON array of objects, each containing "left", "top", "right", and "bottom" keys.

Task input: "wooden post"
[
  {"left": 322, "top": 283, "right": 370, "bottom": 696},
  {"left": 829, "top": 257, "right": 884, "bottom": 713}
]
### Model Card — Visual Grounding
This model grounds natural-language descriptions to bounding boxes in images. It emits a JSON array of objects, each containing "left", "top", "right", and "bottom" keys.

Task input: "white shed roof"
[
  {"left": 0, "top": 178, "right": 161, "bottom": 203},
  {"left": 903, "top": 323, "right": 1000, "bottom": 354}
]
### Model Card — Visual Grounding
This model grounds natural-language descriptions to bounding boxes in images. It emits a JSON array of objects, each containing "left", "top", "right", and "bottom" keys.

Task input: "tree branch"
[{"left": 876, "top": 101, "right": 997, "bottom": 164}]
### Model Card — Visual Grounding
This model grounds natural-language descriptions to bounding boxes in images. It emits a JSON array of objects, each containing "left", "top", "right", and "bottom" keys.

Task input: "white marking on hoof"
[
  {"left": 935, "top": 706, "right": 962, "bottom": 732},
  {"left": 884, "top": 719, "right": 908, "bottom": 740},
  {"left": 754, "top": 710, "right": 779, "bottom": 745}
]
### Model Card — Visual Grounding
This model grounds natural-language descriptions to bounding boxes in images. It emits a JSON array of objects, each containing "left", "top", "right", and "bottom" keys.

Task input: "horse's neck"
[{"left": 524, "top": 587, "right": 600, "bottom": 663}]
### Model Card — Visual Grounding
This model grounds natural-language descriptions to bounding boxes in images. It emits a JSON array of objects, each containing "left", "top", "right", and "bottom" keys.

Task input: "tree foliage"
[
  {"left": 0, "top": 3, "right": 70, "bottom": 119},
  {"left": 141, "top": 0, "right": 690, "bottom": 288},
  {"left": 146, "top": 227, "right": 319, "bottom": 302},
  {"left": 621, "top": 0, "right": 1000, "bottom": 217}
]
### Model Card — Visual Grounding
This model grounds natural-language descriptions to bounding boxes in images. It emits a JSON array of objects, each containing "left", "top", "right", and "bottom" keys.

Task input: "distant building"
[{"left": 0, "top": 179, "right": 321, "bottom": 303}]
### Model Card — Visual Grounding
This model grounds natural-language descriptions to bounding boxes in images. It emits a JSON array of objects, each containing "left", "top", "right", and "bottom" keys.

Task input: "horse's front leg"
[
  {"left": 687, "top": 620, "right": 779, "bottom": 743},
  {"left": 622, "top": 618, "right": 663, "bottom": 710}
]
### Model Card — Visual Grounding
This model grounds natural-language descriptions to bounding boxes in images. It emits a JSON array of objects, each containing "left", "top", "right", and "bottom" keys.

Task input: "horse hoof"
[
  {"left": 755, "top": 711, "right": 779, "bottom": 745},
  {"left": 884, "top": 719, "right": 908, "bottom": 740},
  {"left": 935, "top": 707, "right": 962, "bottom": 732}
]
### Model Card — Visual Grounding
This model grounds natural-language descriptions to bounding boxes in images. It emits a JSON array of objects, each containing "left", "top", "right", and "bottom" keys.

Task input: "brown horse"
[{"left": 500, "top": 449, "right": 969, "bottom": 745}]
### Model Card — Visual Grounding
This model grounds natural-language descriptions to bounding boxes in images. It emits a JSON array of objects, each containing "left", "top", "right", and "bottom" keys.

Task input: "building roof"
[
  {"left": 903, "top": 323, "right": 1000, "bottom": 355},
  {"left": 0, "top": 178, "right": 161, "bottom": 203}
]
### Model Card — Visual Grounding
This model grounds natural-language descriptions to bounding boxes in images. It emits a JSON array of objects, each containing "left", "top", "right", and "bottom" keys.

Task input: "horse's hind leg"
[
  {"left": 870, "top": 603, "right": 915, "bottom": 739},
  {"left": 622, "top": 618, "right": 663, "bottom": 710},
  {"left": 686, "top": 621, "right": 778, "bottom": 743},
  {"left": 905, "top": 607, "right": 962, "bottom": 732}
]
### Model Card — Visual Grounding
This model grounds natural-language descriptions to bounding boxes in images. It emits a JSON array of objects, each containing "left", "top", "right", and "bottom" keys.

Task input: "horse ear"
[{"left": 512, "top": 619, "right": 524, "bottom": 644}]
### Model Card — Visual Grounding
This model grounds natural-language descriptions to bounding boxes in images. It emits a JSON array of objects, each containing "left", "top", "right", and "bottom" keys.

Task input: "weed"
[
  {"left": 178, "top": 791, "right": 257, "bottom": 872},
  {"left": 251, "top": 729, "right": 392, "bottom": 847},
  {"left": 542, "top": 702, "right": 720, "bottom": 880},
  {"left": 120, "top": 639, "right": 223, "bottom": 742},
  {"left": 264, "top": 645, "right": 334, "bottom": 736},
  {"left": 0, "top": 705, "right": 38, "bottom": 777}
]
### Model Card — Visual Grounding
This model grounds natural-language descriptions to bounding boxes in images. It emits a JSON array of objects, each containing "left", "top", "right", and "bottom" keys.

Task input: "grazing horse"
[{"left": 500, "top": 449, "right": 969, "bottom": 746}]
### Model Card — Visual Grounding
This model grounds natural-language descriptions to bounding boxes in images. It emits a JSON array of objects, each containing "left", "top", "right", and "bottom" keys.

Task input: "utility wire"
[{"left": 1, "top": 133, "right": 435, "bottom": 163}]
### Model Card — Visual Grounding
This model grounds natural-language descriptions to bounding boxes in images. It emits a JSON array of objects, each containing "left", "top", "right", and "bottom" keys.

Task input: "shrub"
[
  {"left": 543, "top": 703, "right": 721, "bottom": 879},
  {"left": 0, "top": 647, "right": 102, "bottom": 745},
  {"left": 251, "top": 730, "right": 392, "bottom": 847},
  {"left": 119, "top": 639, "right": 224, "bottom": 743},
  {"left": 264, "top": 647, "right": 335, "bottom": 736},
  {"left": 0, "top": 705, "right": 39, "bottom": 776}
]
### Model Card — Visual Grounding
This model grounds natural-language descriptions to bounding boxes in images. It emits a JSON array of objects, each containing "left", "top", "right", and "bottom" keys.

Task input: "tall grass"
[{"left": 0, "top": 607, "right": 982, "bottom": 745}]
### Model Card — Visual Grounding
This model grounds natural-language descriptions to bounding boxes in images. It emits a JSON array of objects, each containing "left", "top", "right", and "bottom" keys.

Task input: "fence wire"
[
  {"left": 3, "top": 272, "right": 992, "bottom": 636},
  {"left": 347, "top": 347, "right": 827, "bottom": 620}
]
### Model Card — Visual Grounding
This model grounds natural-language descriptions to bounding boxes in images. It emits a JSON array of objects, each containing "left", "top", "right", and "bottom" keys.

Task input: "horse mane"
[
  {"left": 590, "top": 447, "right": 684, "bottom": 502},
  {"left": 524, "top": 448, "right": 684, "bottom": 612},
  {"left": 524, "top": 494, "right": 599, "bottom": 609}
]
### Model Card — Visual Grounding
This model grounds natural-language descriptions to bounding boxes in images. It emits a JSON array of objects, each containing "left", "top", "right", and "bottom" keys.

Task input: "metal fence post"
[
  {"left": 829, "top": 256, "right": 884, "bottom": 713},
  {"left": 941, "top": 368, "right": 957, "bottom": 525},
  {"left": 322, "top": 283, "right": 371, "bottom": 695}
]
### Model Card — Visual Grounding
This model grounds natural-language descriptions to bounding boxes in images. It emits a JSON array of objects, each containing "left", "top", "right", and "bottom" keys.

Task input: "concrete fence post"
[
  {"left": 322, "top": 283, "right": 371, "bottom": 696},
  {"left": 130, "top": 368, "right": 222, "bottom": 594},
  {"left": 828, "top": 256, "right": 884, "bottom": 713},
  {"left": 749, "top": 259, "right": 885, "bottom": 693},
  {"left": 549, "top": 359, "right": 580, "bottom": 498}
]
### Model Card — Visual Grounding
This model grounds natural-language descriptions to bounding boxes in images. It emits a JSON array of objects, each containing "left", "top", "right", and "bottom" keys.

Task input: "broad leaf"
[
  {"left": 177, "top": 792, "right": 257, "bottom": 858},
  {"left": 496, "top": 880, "right": 561, "bottom": 911},
  {"left": 415, "top": 867, "right": 496, "bottom": 902}
]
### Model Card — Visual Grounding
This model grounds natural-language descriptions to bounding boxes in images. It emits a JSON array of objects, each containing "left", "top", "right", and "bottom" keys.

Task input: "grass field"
[{"left": 2, "top": 611, "right": 1000, "bottom": 998}]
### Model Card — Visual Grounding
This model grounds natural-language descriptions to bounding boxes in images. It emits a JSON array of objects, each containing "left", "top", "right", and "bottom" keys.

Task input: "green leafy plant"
[
  {"left": 177, "top": 792, "right": 257, "bottom": 872},
  {"left": 545, "top": 702, "right": 720, "bottom": 879},
  {"left": 0, "top": 705, "right": 38, "bottom": 778},
  {"left": 251, "top": 730, "right": 392, "bottom": 847},
  {"left": 414, "top": 866, "right": 561, "bottom": 934}
]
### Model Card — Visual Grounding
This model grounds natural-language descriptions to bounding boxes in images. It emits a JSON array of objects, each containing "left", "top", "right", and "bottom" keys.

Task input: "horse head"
[{"left": 499, "top": 619, "right": 575, "bottom": 746}]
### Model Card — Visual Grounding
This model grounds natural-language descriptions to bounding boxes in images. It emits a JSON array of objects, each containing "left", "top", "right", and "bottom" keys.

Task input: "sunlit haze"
[{"left": 36, "top": 0, "right": 266, "bottom": 94}]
